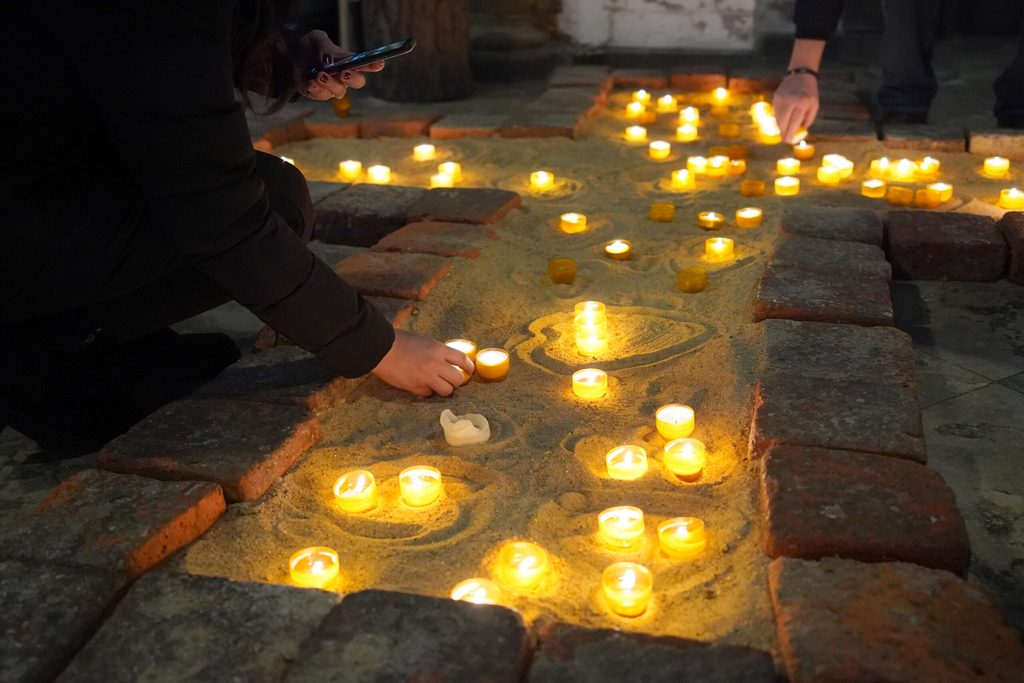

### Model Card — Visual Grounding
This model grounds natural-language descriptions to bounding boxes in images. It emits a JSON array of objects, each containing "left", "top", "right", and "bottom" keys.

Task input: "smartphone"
[{"left": 308, "top": 38, "right": 416, "bottom": 80}]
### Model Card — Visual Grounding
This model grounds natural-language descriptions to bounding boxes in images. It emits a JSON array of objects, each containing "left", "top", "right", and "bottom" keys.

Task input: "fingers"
[
  {"left": 438, "top": 363, "right": 466, "bottom": 391},
  {"left": 428, "top": 373, "right": 457, "bottom": 397},
  {"left": 318, "top": 72, "right": 348, "bottom": 98},
  {"left": 355, "top": 60, "right": 385, "bottom": 73},
  {"left": 445, "top": 349, "right": 475, "bottom": 376},
  {"left": 801, "top": 100, "right": 819, "bottom": 131},
  {"left": 339, "top": 70, "right": 367, "bottom": 89}
]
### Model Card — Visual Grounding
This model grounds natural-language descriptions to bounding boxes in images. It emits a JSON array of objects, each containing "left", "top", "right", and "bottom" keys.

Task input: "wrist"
[{"left": 784, "top": 67, "right": 819, "bottom": 80}]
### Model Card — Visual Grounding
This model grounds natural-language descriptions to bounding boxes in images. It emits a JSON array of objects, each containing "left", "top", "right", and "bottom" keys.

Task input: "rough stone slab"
[
  {"left": 886, "top": 211, "right": 1007, "bottom": 281},
  {"left": 769, "top": 557, "right": 1024, "bottom": 683},
  {"left": 528, "top": 623, "right": 776, "bottom": 683},
  {"left": 284, "top": 590, "right": 530, "bottom": 683},
  {"left": 750, "top": 373, "right": 926, "bottom": 462},
  {"left": 727, "top": 68, "right": 782, "bottom": 94},
  {"left": 0, "top": 469, "right": 225, "bottom": 577},
  {"left": 0, "top": 560, "right": 125, "bottom": 683},
  {"left": 252, "top": 296, "right": 415, "bottom": 352},
  {"left": 753, "top": 264, "right": 894, "bottom": 327},
  {"left": 781, "top": 206, "right": 884, "bottom": 245},
  {"left": 998, "top": 211, "right": 1024, "bottom": 285},
  {"left": 315, "top": 184, "right": 427, "bottom": 246},
  {"left": 405, "top": 187, "right": 521, "bottom": 225},
  {"left": 336, "top": 251, "right": 452, "bottom": 301},
  {"left": 529, "top": 87, "right": 604, "bottom": 117},
  {"left": 303, "top": 107, "right": 360, "bottom": 138},
  {"left": 968, "top": 127, "right": 1024, "bottom": 160},
  {"left": 808, "top": 120, "right": 879, "bottom": 143},
  {"left": 499, "top": 112, "right": 585, "bottom": 138},
  {"left": 761, "top": 444, "right": 970, "bottom": 575},
  {"left": 770, "top": 235, "right": 892, "bottom": 280},
  {"left": 307, "top": 181, "right": 349, "bottom": 206},
  {"left": 429, "top": 113, "right": 506, "bottom": 139},
  {"left": 610, "top": 68, "right": 668, "bottom": 89},
  {"left": 547, "top": 65, "right": 612, "bottom": 89},
  {"left": 99, "top": 399, "right": 322, "bottom": 502},
  {"left": 373, "top": 221, "right": 498, "bottom": 258},
  {"left": 669, "top": 64, "right": 728, "bottom": 91},
  {"left": 57, "top": 572, "right": 339, "bottom": 683},
  {"left": 884, "top": 124, "right": 966, "bottom": 152},
  {"left": 358, "top": 114, "right": 440, "bottom": 138},
  {"left": 761, "top": 319, "right": 916, "bottom": 387}
]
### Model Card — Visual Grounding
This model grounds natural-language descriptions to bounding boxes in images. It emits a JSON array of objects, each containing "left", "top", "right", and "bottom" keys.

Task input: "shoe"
[
  {"left": 881, "top": 111, "right": 929, "bottom": 125},
  {"left": 996, "top": 114, "right": 1024, "bottom": 129}
]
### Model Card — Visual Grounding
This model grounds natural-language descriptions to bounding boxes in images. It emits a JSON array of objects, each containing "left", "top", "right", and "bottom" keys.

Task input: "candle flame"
[{"left": 619, "top": 569, "right": 637, "bottom": 590}]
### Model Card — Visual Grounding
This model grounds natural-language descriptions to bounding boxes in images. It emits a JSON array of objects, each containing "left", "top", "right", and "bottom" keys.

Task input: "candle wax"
[
  {"left": 655, "top": 404, "right": 695, "bottom": 439},
  {"left": 602, "top": 562, "right": 653, "bottom": 617},
  {"left": 572, "top": 368, "right": 608, "bottom": 400}
]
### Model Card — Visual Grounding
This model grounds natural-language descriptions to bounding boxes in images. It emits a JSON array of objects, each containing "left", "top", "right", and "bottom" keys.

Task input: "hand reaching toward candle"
[
  {"left": 773, "top": 73, "right": 819, "bottom": 145},
  {"left": 297, "top": 30, "right": 385, "bottom": 101},
  {"left": 372, "top": 329, "right": 474, "bottom": 397}
]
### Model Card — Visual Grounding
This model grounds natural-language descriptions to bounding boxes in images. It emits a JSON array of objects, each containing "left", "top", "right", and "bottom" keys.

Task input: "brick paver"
[
  {"left": 99, "top": 399, "right": 322, "bottom": 502},
  {"left": 373, "top": 221, "right": 497, "bottom": 258},
  {"left": 998, "top": 211, "right": 1024, "bottom": 285},
  {"left": 429, "top": 113, "right": 507, "bottom": 139},
  {"left": 761, "top": 444, "right": 969, "bottom": 574},
  {"left": 781, "top": 206, "right": 884, "bottom": 244},
  {"left": 968, "top": 127, "right": 1024, "bottom": 160},
  {"left": 769, "top": 557, "right": 1024, "bottom": 683},
  {"left": 883, "top": 124, "right": 967, "bottom": 152},
  {"left": 315, "top": 184, "right": 427, "bottom": 246},
  {"left": 57, "top": 572, "right": 339, "bottom": 683},
  {"left": 499, "top": 112, "right": 586, "bottom": 138},
  {"left": 336, "top": 251, "right": 453, "bottom": 300},
  {"left": 610, "top": 68, "right": 668, "bottom": 89},
  {"left": 284, "top": 590, "right": 530, "bottom": 683},
  {"left": 770, "top": 236, "right": 892, "bottom": 279},
  {"left": 669, "top": 64, "right": 728, "bottom": 91},
  {"left": 753, "top": 265, "right": 894, "bottom": 327},
  {"left": 548, "top": 65, "right": 612, "bottom": 89},
  {"left": 886, "top": 211, "right": 1007, "bottom": 281},
  {"left": 359, "top": 114, "right": 439, "bottom": 138},
  {"left": 531, "top": 87, "right": 606, "bottom": 116},
  {"left": 0, "top": 469, "right": 224, "bottom": 577},
  {"left": 307, "top": 181, "right": 349, "bottom": 206},
  {"left": 406, "top": 188, "right": 521, "bottom": 225},
  {"left": 808, "top": 120, "right": 879, "bottom": 143},
  {"left": 728, "top": 68, "right": 782, "bottom": 94}
]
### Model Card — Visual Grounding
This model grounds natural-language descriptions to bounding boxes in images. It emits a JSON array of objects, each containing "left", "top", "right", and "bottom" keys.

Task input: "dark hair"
[{"left": 232, "top": 0, "right": 300, "bottom": 113}]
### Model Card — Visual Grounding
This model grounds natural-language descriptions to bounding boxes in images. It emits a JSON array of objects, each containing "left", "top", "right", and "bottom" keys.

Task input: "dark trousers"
[
  {"left": 0, "top": 152, "right": 313, "bottom": 354},
  {"left": 880, "top": 0, "right": 1024, "bottom": 117}
]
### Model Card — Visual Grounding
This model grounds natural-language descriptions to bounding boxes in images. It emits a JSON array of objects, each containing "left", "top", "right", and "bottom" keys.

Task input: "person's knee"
[{"left": 255, "top": 152, "right": 314, "bottom": 243}]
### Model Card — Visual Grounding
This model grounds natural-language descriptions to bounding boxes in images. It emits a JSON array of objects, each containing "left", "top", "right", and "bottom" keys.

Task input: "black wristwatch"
[{"left": 785, "top": 67, "right": 819, "bottom": 80}]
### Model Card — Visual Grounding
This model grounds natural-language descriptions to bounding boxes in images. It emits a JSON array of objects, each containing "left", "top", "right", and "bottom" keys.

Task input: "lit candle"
[
  {"left": 625, "top": 126, "right": 648, "bottom": 143},
  {"left": 548, "top": 258, "right": 576, "bottom": 285},
  {"left": 671, "top": 169, "right": 696, "bottom": 191},
  {"left": 430, "top": 172, "right": 454, "bottom": 188},
  {"left": 658, "top": 517, "right": 707, "bottom": 559},
  {"left": 366, "top": 165, "right": 391, "bottom": 184},
  {"left": 916, "top": 156, "right": 941, "bottom": 180},
  {"left": 776, "top": 158, "right": 801, "bottom": 175},
  {"left": 656, "top": 94, "right": 678, "bottom": 113},
  {"left": 679, "top": 106, "right": 701, "bottom": 125},
  {"left": 792, "top": 127, "right": 809, "bottom": 143},
  {"left": 697, "top": 211, "right": 725, "bottom": 230},
  {"left": 604, "top": 239, "right": 632, "bottom": 260},
  {"left": 655, "top": 403, "right": 695, "bottom": 439},
  {"left": 869, "top": 157, "right": 890, "bottom": 179},
  {"left": 735, "top": 207, "right": 763, "bottom": 228},
  {"left": 575, "top": 301, "right": 608, "bottom": 356},
  {"left": 572, "top": 368, "right": 608, "bottom": 400},
  {"left": 861, "top": 179, "right": 887, "bottom": 198},
  {"left": 822, "top": 154, "right": 854, "bottom": 178},
  {"left": 279, "top": 156, "right": 296, "bottom": 166},
  {"left": 496, "top": 541, "right": 549, "bottom": 590},
  {"left": 649, "top": 140, "right": 671, "bottom": 160},
  {"left": 650, "top": 202, "right": 676, "bottom": 222},
  {"left": 927, "top": 182, "right": 954, "bottom": 203},
  {"left": 663, "top": 438, "right": 706, "bottom": 480},
  {"left": 705, "top": 237, "right": 735, "bottom": 261},
  {"left": 632, "top": 89, "right": 652, "bottom": 105},
  {"left": 333, "top": 470, "right": 378, "bottom": 512},
  {"left": 705, "top": 155, "right": 729, "bottom": 178},
  {"left": 625, "top": 101, "right": 645, "bottom": 119},
  {"left": 759, "top": 125, "right": 782, "bottom": 145},
  {"left": 750, "top": 101, "right": 772, "bottom": 121},
  {"left": 687, "top": 156, "right": 708, "bottom": 174},
  {"left": 606, "top": 445, "right": 648, "bottom": 481},
  {"left": 914, "top": 188, "right": 938, "bottom": 209},
  {"left": 887, "top": 186, "right": 914, "bottom": 206},
  {"left": 740, "top": 179, "right": 766, "bottom": 197},
  {"left": 984, "top": 156, "right": 1010, "bottom": 178},
  {"left": 399, "top": 466, "right": 443, "bottom": 506},
  {"left": 712, "top": 87, "right": 729, "bottom": 105},
  {"left": 560, "top": 212, "right": 587, "bottom": 234},
  {"left": 476, "top": 348, "right": 510, "bottom": 381},
  {"left": 792, "top": 140, "right": 816, "bottom": 161},
  {"left": 451, "top": 578, "right": 501, "bottom": 605},
  {"left": 1000, "top": 187, "right": 1024, "bottom": 210},
  {"left": 639, "top": 111, "right": 657, "bottom": 125},
  {"left": 775, "top": 176, "right": 800, "bottom": 196},
  {"left": 338, "top": 160, "right": 362, "bottom": 181},
  {"left": 676, "top": 267, "right": 707, "bottom": 293},
  {"left": 530, "top": 170, "right": 555, "bottom": 191},
  {"left": 889, "top": 158, "right": 917, "bottom": 183},
  {"left": 438, "top": 161, "right": 463, "bottom": 182},
  {"left": 727, "top": 159, "right": 747, "bottom": 176},
  {"left": 602, "top": 562, "right": 653, "bottom": 617},
  {"left": 444, "top": 338, "right": 478, "bottom": 362},
  {"left": 413, "top": 144, "right": 437, "bottom": 161},
  {"left": 676, "top": 124, "right": 699, "bottom": 142},
  {"left": 817, "top": 165, "right": 843, "bottom": 186},
  {"left": 718, "top": 123, "right": 741, "bottom": 139},
  {"left": 289, "top": 546, "right": 340, "bottom": 588},
  {"left": 598, "top": 506, "right": 645, "bottom": 549}
]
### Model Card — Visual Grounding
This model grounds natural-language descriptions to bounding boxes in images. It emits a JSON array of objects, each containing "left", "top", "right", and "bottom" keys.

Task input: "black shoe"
[
  {"left": 881, "top": 111, "right": 929, "bottom": 125},
  {"left": 996, "top": 114, "right": 1024, "bottom": 129}
]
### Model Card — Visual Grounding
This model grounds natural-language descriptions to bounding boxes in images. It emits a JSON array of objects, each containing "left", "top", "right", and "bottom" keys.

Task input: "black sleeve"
[
  {"left": 47, "top": 0, "right": 394, "bottom": 377},
  {"left": 793, "top": 0, "right": 846, "bottom": 40}
]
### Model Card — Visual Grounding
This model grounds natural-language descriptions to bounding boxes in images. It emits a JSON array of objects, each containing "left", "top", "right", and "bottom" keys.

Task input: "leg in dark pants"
[
  {"left": 994, "top": 30, "right": 1024, "bottom": 123},
  {"left": 878, "top": 0, "right": 944, "bottom": 119}
]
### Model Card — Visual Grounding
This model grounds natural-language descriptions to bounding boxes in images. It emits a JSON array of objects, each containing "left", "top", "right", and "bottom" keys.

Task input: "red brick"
[
  {"left": 727, "top": 68, "right": 782, "bottom": 94},
  {"left": 969, "top": 127, "right": 1024, "bottom": 160},
  {"left": 302, "top": 107, "right": 360, "bottom": 138},
  {"left": 528, "top": 623, "right": 776, "bottom": 683},
  {"left": 283, "top": 590, "right": 530, "bottom": 683},
  {"left": 998, "top": 211, "right": 1024, "bottom": 285},
  {"left": 252, "top": 296, "right": 415, "bottom": 352},
  {"left": 99, "top": 399, "right": 322, "bottom": 502},
  {"left": 781, "top": 206, "right": 884, "bottom": 245},
  {"left": 753, "top": 265, "right": 894, "bottom": 327},
  {"left": 336, "top": 251, "right": 452, "bottom": 301},
  {"left": 769, "top": 557, "right": 1024, "bottom": 683},
  {"left": 750, "top": 373, "right": 926, "bottom": 462},
  {"left": 405, "top": 188, "right": 521, "bottom": 225},
  {"left": 429, "top": 113, "right": 505, "bottom": 139},
  {"left": 771, "top": 236, "right": 892, "bottom": 280},
  {"left": 669, "top": 64, "right": 728, "bottom": 91},
  {"left": 373, "top": 221, "right": 497, "bottom": 258},
  {"left": 315, "top": 184, "right": 427, "bottom": 246},
  {"left": 548, "top": 65, "right": 612, "bottom": 89},
  {"left": 761, "top": 444, "right": 969, "bottom": 574},
  {"left": 886, "top": 211, "right": 1007, "bottom": 281},
  {"left": 884, "top": 124, "right": 966, "bottom": 152},
  {"left": 0, "top": 469, "right": 225, "bottom": 578},
  {"left": 532, "top": 86, "right": 605, "bottom": 116},
  {"left": 499, "top": 112, "right": 585, "bottom": 138},
  {"left": 358, "top": 114, "right": 439, "bottom": 138},
  {"left": 611, "top": 68, "right": 668, "bottom": 89},
  {"left": 808, "top": 120, "right": 879, "bottom": 143}
]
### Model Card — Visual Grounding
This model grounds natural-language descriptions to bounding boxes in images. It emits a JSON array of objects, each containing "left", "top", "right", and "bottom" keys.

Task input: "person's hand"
[
  {"left": 773, "top": 73, "right": 819, "bottom": 144},
  {"left": 297, "top": 30, "right": 385, "bottom": 101},
  {"left": 371, "top": 329, "right": 474, "bottom": 397}
]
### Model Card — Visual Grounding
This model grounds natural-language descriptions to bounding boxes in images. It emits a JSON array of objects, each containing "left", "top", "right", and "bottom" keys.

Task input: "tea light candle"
[
  {"left": 650, "top": 202, "right": 676, "bottom": 222},
  {"left": 289, "top": 546, "right": 340, "bottom": 588},
  {"left": 560, "top": 212, "right": 587, "bottom": 234},
  {"left": 887, "top": 186, "right": 914, "bottom": 206},
  {"left": 727, "top": 159, "right": 747, "bottom": 176},
  {"left": 548, "top": 258, "right": 576, "bottom": 285},
  {"left": 750, "top": 101, "right": 772, "bottom": 120},
  {"left": 656, "top": 94, "right": 678, "bottom": 113},
  {"left": 1000, "top": 187, "right": 1024, "bottom": 210},
  {"left": 671, "top": 169, "right": 696, "bottom": 191},
  {"left": 445, "top": 338, "right": 478, "bottom": 362},
  {"left": 430, "top": 173, "right": 454, "bottom": 189},
  {"left": 663, "top": 438, "right": 706, "bottom": 480},
  {"left": 531, "top": 170, "right": 555, "bottom": 191},
  {"left": 438, "top": 161, "right": 463, "bottom": 182},
  {"left": 679, "top": 106, "right": 701, "bottom": 125},
  {"left": 759, "top": 127, "right": 782, "bottom": 145},
  {"left": 413, "top": 144, "right": 437, "bottom": 161},
  {"left": 984, "top": 156, "right": 1010, "bottom": 178},
  {"left": 333, "top": 470, "right": 378, "bottom": 512},
  {"left": 676, "top": 124, "right": 698, "bottom": 142},
  {"left": 338, "top": 160, "right": 362, "bottom": 181},
  {"left": 736, "top": 207, "right": 763, "bottom": 228},
  {"left": 625, "top": 126, "right": 648, "bottom": 143},
  {"left": 740, "top": 179, "right": 766, "bottom": 197},
  {"left": 916, "top": 156, "right": 941, "bottom": 180},
  {"left": 575, "top": 301, "right": 608, "bottom": 355},
  {"left": 869, "top": 157, "right": 891, "bottom": 178},
  {"left": 712, "top": 87, "right": 729, "bottom": 105},
  {"left": 451, "top": 578, "right": 501, "bottom": 605},
  {"left": 697, "top": 211, "right": 725, "bottom": 230},
  {"left": 718, "top": 123, "right": 741, "bottom": 139},
  {"left": 822, "top": 154, "right": 854, "bottom": 178},
  {"left": 279, "top": 156, "right": 296, "bottom": 166},
  {"left": 658, "top": 517, "right": 707, "bottom": 559},
  {"left": 793, "top": 140, "right": 816, "bottom": 161},
  {"left": 572, "top": 368, "right": 608, "bottom": 400},
  {"left": 655, "top": 403, "right": 695, "bottom": 439},
  {"left": 705, "top": 155, "right": 729, "bottom": 178},
  {"left": 625, "top": 101, "right": 645, "bottom": 119},
  {"left": 632, "top": 89, "right": 652, "bottom": 105},
  {"left": 638, "top": 111, "right": 657, "bottom": 125},
  {"left": 604, "top": 239, "right": 632, "bottom": 260},
  {"left": 602, "top": 562, "right": 653, "bottom": 617},
  {"left": 496, "top": 541, "right": 549, "bottom": 590},
  {"left": 705, "top": 237, "right": 735, "bottom": 261},
  {"left": 775, "top": 176, "right": 800, "bottom": 196},
  {"left": 606, "top": 445, "right": 648, "bottom": 481},
  {"left": 676, "top": 267, "right": 708, "bottom": 293},
  {"left": 687, "top": 156, "right": 708, "bottom": 174},
  {"left": 927, "top": 182, "right": 954, "bottom": 203},
  {"left": 649, "top": 140, "right": 671, "bottom": 160},
  {"left": 476, "top": 348, "right": 510, "bottom": 381},
  {"left": 399, "top": 466, "right": 442, "bottom": 506},
  {"left": 889, "top": 158, "right": 917, "bottom": 183},
  {"left": 366, "top": 165, "right": 391, "bottom": 184},
  {"left": 817, "top": 165, "right": 843, "bottom": 186},
  {"left": 777, "top": 158, "right": 801, "bottom": 175},
  {"left": 598, "top": 506, "right": 645, "bottom": 549},
  {"left": 914, "top": 188, "right": 938, "bottom": 209},
  {"left": 861, "top": 179, "right": 887, "bottom": 198}
]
